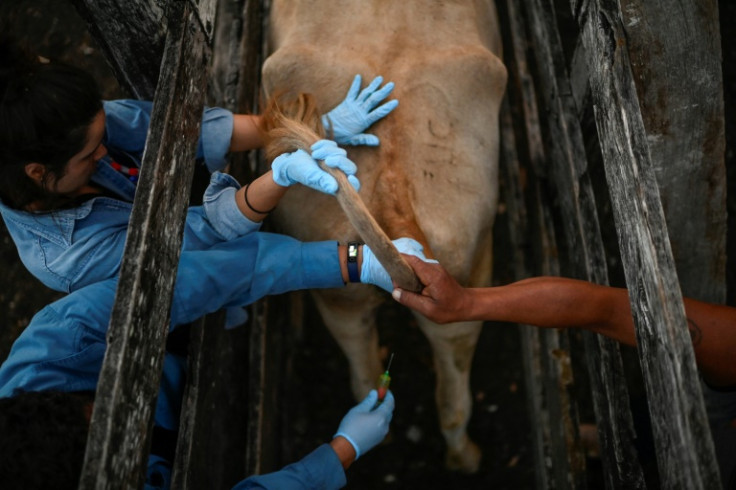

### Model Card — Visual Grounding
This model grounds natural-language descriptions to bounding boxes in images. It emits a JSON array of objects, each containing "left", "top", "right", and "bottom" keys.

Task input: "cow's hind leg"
[
  {"left": 311, "top": 289, "right": 384, "bottom": 400},
  {"left": 415, "top": 315, "right": 483, "bottom": 473}
]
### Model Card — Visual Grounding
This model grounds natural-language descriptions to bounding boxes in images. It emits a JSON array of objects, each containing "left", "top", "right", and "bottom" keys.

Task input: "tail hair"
[{"left": 260, "top": 91, "right": 327, "bottom": 162}]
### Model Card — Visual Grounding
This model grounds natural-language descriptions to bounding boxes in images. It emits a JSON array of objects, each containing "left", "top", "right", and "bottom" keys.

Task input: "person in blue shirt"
[
  {"left": 0, "top": 388, "right": 394, "bottom": 490},
  {"left": 0, "top": 38, "right": 398, "bottom": 295},
  {"left": 0, "top": 39, "right": 416, "bottom": 489},
  {"left": 0, "top": 233, "right": 423, "bottom": 489}
]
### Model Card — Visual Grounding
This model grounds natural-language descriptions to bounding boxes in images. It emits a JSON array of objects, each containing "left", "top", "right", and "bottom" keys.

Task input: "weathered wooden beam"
[
  {"left": 619, "top": 0, "right": 726, "bottom": 303},
  {"left": 78, "top": 1, "right": 211, "bottom": 488},
  {"left": 571, "top": 0, "right": 721, "bottom": 487},
  {"left": 520, "top": 0, "right": 646, "bottom": 487},
  {"left": 170, "top": 1, "right": 269, "bottom": 486},
  {"left": 499, "top": 1, "right": 588, "bottom": 486}
]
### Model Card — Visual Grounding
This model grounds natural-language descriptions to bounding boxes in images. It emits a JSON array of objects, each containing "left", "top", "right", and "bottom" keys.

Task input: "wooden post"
[
  {"left": 78, "top": 1, "right": 211, "bottom": 488},
  {"left": 171, "top": 1, "right": 270, "bottom": 486},
  {"left": 572, "top": 0, "right": 721, "bottom": 487},
  {"left": 618, "top": 0, "right": 726, "bottom": 304},
  {"left": 499, "top": 1, "right": 587, "bottom": 485},
  {"left": 518, "top": 0, "right": 647, "bottom": 486}
]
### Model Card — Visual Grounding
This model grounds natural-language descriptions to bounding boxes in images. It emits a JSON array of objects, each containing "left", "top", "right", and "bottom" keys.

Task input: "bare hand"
[{"left": 391, "top": 254, "right": 473, "bottom": 323}]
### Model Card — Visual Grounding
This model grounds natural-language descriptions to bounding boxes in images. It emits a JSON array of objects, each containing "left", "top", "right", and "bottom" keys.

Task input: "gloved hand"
[
  {"left": 310, "top": 139, "right": 361, "bottom": 191},
  {"left": 334, "top": 389, "right": 395, "bottom": 459},
  {"left": 272, "top": 140, "right": 360, "bottom": 194},
  {"left": 322, "top": 74, "right": 399, "bottom": 146},
  {"left": 361, "top": 237, "right": 436, "bottom": 292}
]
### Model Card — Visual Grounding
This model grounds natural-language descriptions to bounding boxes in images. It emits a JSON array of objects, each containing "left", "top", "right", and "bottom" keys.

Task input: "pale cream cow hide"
[{"left": 261, "top": 0, "right": 507, "bottom": 472}]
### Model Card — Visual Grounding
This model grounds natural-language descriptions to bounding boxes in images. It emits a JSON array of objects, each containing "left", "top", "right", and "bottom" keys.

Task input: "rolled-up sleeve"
[
  {"left": 201, "top": 172, "right": 261, "bottom": 240},
  {"left": 103, "top": 100, "right": 153, "bottom": 155},
  {"left": 198, "top": 107, "right": 234, "bottom": 172},
  {"left": 104, "top": 100, "right": 234, "bottom": 172}
]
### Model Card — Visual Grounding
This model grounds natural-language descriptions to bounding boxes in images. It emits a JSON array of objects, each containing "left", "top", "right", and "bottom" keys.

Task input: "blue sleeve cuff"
[
  {"left": 231, "top": 443, "right": 346, "bottom": 490},
  {"left": 102, "top": 99, "right": 153, "bottom": 154},
  {"left": 299, "top": 241, "right": 344, "bottom": 289},
  {"left": 199, "top": 107, "right": 234, "bottom": 172},
  {"left": 203, "top": 172, "right": 261, "bottom": 239}
]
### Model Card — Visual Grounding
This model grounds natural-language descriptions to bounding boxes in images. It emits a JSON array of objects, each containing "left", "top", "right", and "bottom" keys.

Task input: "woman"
[{"left": 0, "top": 39, "right": 400, "bottom": 294}]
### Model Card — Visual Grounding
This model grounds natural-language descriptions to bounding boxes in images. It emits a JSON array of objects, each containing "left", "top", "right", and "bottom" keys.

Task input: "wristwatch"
[{"left": 347, "top": 242, "right": 361, "bottom": 283}]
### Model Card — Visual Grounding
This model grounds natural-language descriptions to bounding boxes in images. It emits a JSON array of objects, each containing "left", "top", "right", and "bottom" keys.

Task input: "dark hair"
[
  {"left": 0, "top": 391, "right": 93, "bottom": 489},
  {"left": 0, "top": 37, "right": 102, "bottom": 209}
]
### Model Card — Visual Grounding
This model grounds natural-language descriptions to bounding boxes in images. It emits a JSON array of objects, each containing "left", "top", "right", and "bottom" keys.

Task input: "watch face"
[{"left": 348, "top": 243, "right": 359, "bottom": 261}]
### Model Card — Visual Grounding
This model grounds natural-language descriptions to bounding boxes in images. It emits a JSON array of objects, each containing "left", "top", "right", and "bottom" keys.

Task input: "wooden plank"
[
  {"left": 499, "top": 1, "right": 587, "bottom": 486},
  {"left": 564, "top": 1, "right": 726, "bottom": 301},
  {"left": 571, "top": 0, "right": 721, "bottom": 487},
  {"left": 78, "top": 2, "right": 211, "bottom": 488},
  {"left": 500, "top": 97, "right": 553, "bottom": 490},
  {"left": 618, "top": 0, "right": 726, "bottom": 303},
  {"left": 173, "top": 0, "right": 267, "bottom": 483},
  {"left": 520, "top": 0, "right": 646, "bottom": 487},
  {"left": 170, "top": 1, "right": 271, "bottom": 485},
  {"left": 191, "top": 0, "right": 218, "bottom": 42},
  {"left": 68, "top": 0, "right": 165, "bottom": 99}
]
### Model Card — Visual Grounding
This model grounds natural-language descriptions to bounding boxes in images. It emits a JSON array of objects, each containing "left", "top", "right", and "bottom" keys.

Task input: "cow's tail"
[{"left": 260, "top": 91, "right": 423, "bottom": 292}]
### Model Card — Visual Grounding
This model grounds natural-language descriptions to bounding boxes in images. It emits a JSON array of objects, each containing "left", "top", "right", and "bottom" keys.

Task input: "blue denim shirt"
[
  {"left": 0, "top": 99, "right": 257, "bottom": 293},
  {"left": 0, "top": 234, "right": 344, "bottom": 489}
]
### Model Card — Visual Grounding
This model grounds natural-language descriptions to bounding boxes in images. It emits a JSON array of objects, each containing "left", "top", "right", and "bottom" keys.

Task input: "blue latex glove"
[
  {"left": 272, "top": 143, "right": 359, "bottom": 194},
  {"left": 361, "top": 238, "right": 436, "bottom": 292},
  {"left": 310, "top": 139, "right": 361, "bottom": 191},
  {"left": 322, "top": 74, "right": 399, "bottom": 146},
  {"left": 334, "top": 389, "right": 395, "bottom": 459}
]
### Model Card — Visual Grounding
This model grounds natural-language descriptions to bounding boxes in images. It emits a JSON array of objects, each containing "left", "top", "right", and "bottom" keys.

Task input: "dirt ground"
[{"left": 0, "top": 1, "right": 733, "bottom": 489}]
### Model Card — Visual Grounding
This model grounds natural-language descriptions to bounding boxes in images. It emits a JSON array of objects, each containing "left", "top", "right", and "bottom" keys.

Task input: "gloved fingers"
[
  {"left": 271, "top": 151, "right": 290, "bottom": 168},
  {"left": 363, "top": 99, "right": 399, "bottom": 126},
  {"left": 357, "top": 75, "right": 384, "bottom": 103},
  {"left": 376, "top": 390, "right": 395, "bottom": 417},
  {"left": 393, "top": 237, "right": 425, "bottom": 255},
  {"left": 362, "top": 81, "right": 395, "bottom": 109},
  {"left": 311, "top": 140, "right": 356, "bottom": 175},
  {"left": 310, "top": 139, "right": 346, "bottom": 158},
  {"left": 347, "top": 174, "right": 361, "bottom": 191},
  {"left": 270, "top": 152, "right": 296, "bottom": 187},
  {"left": 304, "top": 172, "right": 339, "bottom": 194},
  {"left": 355, "top": 389, "right": 379, "bottom": 412},
  {"left": 311, "top": 146, "right": 361, "bottom": 191},
  {"left": 345, "top": 74, "right": 363, "bottom": 101},
  {"left": 321, "top": 154, "right": 357, "bottom": 175},
  {"left": 345, "top": 134, "right": 380, "bottom": 147}
]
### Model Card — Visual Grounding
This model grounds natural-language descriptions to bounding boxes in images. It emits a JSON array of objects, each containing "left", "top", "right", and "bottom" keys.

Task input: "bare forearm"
[
  {"left": 398, "top": 257, "right": 736, "bottom": 386},
  {"left": 330, "top": 436, "right": 357, "bottom": 469},
  {"left": 482, "top": 277, "right": 736, "bottom": 386},
  {"left": 230, "top": 114, "right": 266, "bottom": 151},
  {"left": 234, "top": 170, "right": 286, "bottom": 222},
  {"left": 475, "top": 277, "right": 635, "bottom": 344}
]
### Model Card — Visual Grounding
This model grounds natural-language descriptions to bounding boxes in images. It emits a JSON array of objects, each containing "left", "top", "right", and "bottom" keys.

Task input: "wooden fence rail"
[
  {"left": 574, "top": 0, "right": 720, "bottom": 486},
  {"left": 78, "top": 1, "right": 212, "bottom": 487}
]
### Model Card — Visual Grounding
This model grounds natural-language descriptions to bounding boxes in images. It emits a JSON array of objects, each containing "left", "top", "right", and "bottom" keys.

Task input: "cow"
[{"left": 261, "top": 0, "right": 507, "bottom": 472}]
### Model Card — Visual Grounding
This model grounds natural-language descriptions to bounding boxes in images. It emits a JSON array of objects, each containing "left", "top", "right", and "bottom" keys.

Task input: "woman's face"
[{"left": 50, "top": 109, "right": 107, "bottom": 196}]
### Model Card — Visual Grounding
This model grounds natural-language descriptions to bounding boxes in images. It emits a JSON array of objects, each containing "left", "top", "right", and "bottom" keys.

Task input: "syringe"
[{"left": 373, "top": 352, "right": 395, "bottom": 409}]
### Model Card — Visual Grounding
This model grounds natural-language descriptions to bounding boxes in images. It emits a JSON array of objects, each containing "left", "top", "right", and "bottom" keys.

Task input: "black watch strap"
[{"left": 347, "top": 242, "right": 361, "bottom": 283}]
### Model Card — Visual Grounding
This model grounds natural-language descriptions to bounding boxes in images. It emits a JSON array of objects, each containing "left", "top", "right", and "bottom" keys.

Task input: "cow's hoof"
[{"left": 445, "top": 438, "right": 482, "bottom": 473}]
